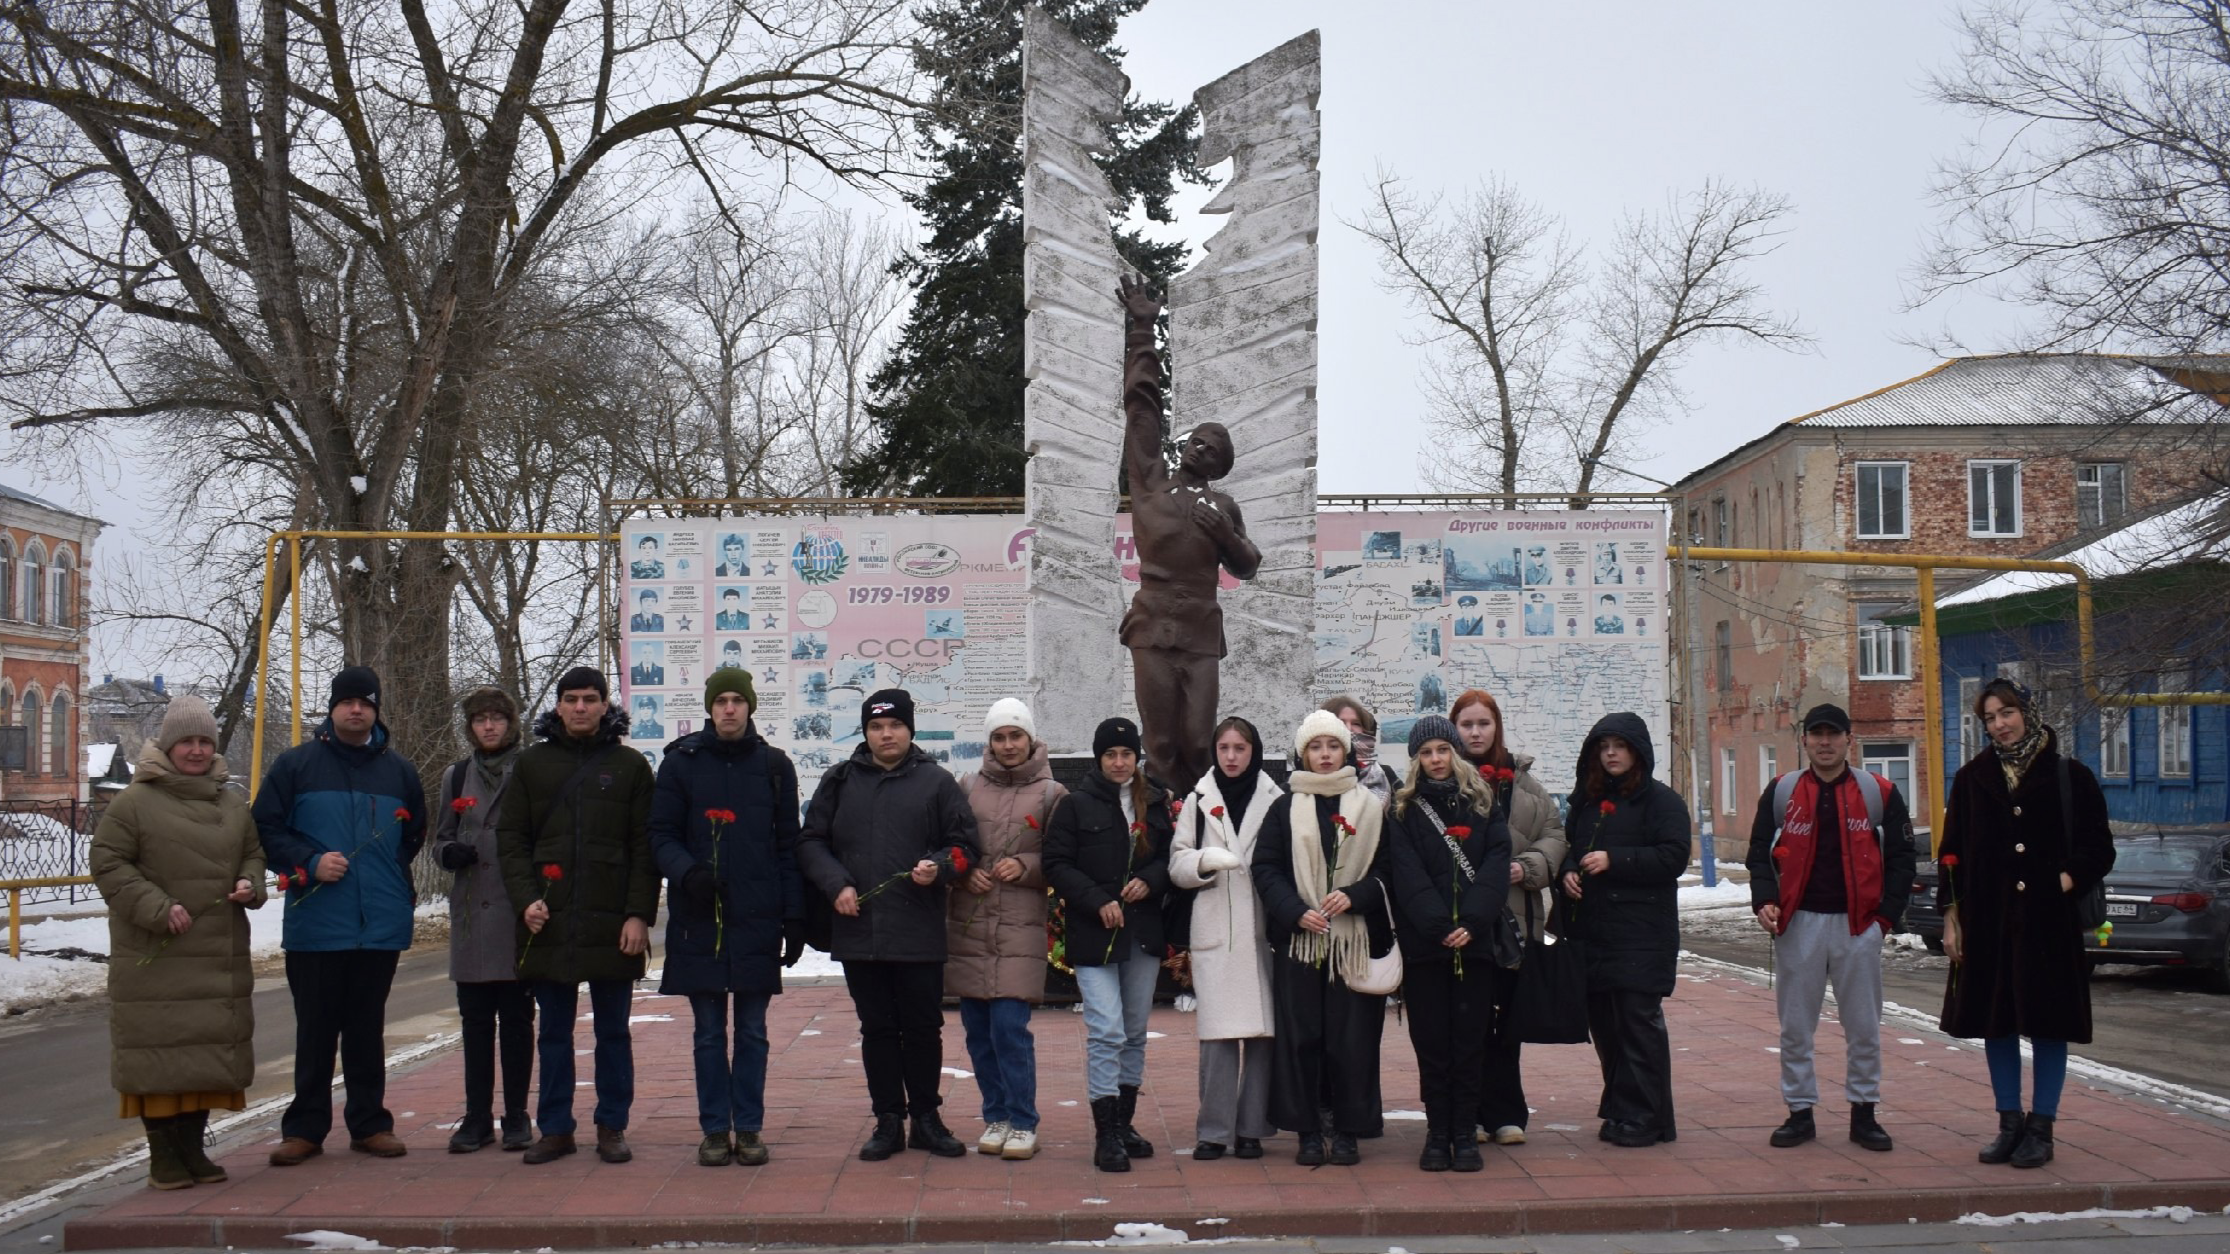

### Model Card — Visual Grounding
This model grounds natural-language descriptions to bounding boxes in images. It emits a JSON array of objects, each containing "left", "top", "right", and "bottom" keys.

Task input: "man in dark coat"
[
  {"left": 648, "top": 667, "right": 804, "bottom": 1167},
  {"left": 253, "top": 666, "right": 426, "bottom": 1166},
  {"left": 1746, "top": 703, "right": 1915, "bottom": 1154},
  {"left": 1560, "top": 711, "right": 1689, "bottom": 1147},
  {"left": 796, "top": 689, "right": 982, "bottom": 1161},
  {"left": 498, "top": 667, "right": 656, "bottom": 1166}
]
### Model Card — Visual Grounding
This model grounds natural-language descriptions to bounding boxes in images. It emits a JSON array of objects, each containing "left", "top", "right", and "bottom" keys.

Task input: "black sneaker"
[
  {"left": 1770, "top": 1106, "right": 1817, "bottom": 1149},
  {"left": 1233, "top": 1136, "right": 1264, "bottom": 1159},
  {"left": 1192, "top": 1140, "right": 1226, "bottom": 1161},
  {"left": 447, "top": 1116, "right": 494, "bottom": 1154},
  {"left": 500, "top": 1114, "right": 534, "bottom": 1152},
  {"left": 1295, "top": 1132, "right": 1326, "bottom": 1166},
  {"left": 1327, "top": 1132, "right": 1360, "bottom": 1165}
]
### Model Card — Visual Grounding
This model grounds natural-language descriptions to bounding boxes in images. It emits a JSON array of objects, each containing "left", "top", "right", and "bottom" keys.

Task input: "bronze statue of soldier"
[{"left": 1117, "top": 276, "right": 1262, "bottom": 790}]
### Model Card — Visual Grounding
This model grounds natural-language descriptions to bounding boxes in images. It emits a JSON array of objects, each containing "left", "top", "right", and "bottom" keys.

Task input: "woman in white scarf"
[{"left": 1249, "top": 710, "right": 1394, "bottom": 1166}]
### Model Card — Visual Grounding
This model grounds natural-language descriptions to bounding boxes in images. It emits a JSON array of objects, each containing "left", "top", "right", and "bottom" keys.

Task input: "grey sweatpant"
[
  {"left": 1195, "top": 1037, "right": 1274, "bottom": 1145},
  {"left": 1775, "top": 909, "right": 1885, "bottom": 1109}
]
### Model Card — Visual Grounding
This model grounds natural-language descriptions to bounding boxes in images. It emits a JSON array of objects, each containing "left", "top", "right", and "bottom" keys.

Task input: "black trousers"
[
  {"left": 1267, "top": 957, "right": 1386, "bottom": 1136},
  {"left": 456, "top": 980, "right": 535, "bottom": 1122},
  {"left": 1402, "top": 959, "right": 1492, "bottom": 1137},
  {"left": 842, "top": 960, "right": 946, "bottom": 1118},
  {"left": 282, "top": 949, "right": 400, "bottom": 1143},
  {"left": 1476, "top": 959, "right": 1529, "bottom": 1131},
  {"left": 1586, "top": 988, "right": 1675, "bottom": 1134}
]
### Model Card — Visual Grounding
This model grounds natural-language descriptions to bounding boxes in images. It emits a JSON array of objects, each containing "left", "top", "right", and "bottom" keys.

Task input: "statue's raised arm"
[{"left": 1119, "top": 275, "right": 1172, "bottom": 497}]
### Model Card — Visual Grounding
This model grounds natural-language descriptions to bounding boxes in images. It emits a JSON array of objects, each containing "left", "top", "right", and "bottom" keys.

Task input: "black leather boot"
[
  {"left": 2010, "top": 1113, "right": 2055, "bottom": 1168},
  {"left": 1769, "top": 1106, "right": 1815, "bottom": 1148},
  {"left": 909, "top": 1111, "right": 966, "bottom": 1158},
  {"left": 1115, "top": 1084, "right": 1154, "bottom": 1158},
  {"left": 1418, "top": 1123, "right": 1452, "bottom": 1172},
  {"left": 1450, "top": 1132, "right": 1483, "bottom": 1172},
  {"left": 1977, "top": 1109, "right": 2025, "bottom": 1164},
  {"left": 1294, "top": 1131, "right": 1325, "bottom": 1166},
  {"left": 1091, "top": 1095, "right": 1130, "bottom": 1173},
  {"left": 858, "top": 1114, "right": 906, "bottom": 1162},
  {"left": 1849, "top": 1103, "right": 1893, "bottom": 1152}
]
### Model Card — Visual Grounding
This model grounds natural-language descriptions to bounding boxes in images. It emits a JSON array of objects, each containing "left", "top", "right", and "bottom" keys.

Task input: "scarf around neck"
[
  {"left": 1993, "top": 721, "right": 2050, "bottom": 790},
  {"left": 1213, "top": 760, "right": 1262, "bottom": 829},
  {"left": 1285, "top": 766, "right": 1384, "bottom": 984},
  {"left": 473, "top": 743, "right": 522, "bottom": 793}
]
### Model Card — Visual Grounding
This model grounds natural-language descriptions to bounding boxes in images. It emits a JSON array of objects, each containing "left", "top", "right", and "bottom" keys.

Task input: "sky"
[{"left": 3, "top": 0, "right": 2033, "bottom": 678}]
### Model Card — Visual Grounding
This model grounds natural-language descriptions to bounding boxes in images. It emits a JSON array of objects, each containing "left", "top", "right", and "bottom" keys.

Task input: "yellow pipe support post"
[
  {"left": 1917, "top": 567, "right": 1944, "bottom": 847},
  {"left": 251, "top": 533, "right": 283, "bottom": 802},
  {"left": 289, "top": 534, "right": 304, "bottom": 747},
  {"left": 8, "top": 888, "right": 17, "bottom": 960}
]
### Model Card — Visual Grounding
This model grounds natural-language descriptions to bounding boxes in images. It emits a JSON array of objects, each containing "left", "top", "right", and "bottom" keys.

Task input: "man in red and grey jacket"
[{"left": 1744, "top": 703, "right": 1916, "bottom": 1154}]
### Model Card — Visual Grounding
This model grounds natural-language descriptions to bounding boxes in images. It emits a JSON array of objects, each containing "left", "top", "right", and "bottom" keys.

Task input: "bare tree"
[
  {"left": 1923, "top": 0, "right": 2230, "bottom": 354},
  {"left": 0, "top": 0, "right": 917, "bottom": 773},
  {"left": 1354, "top": 173, "right": 1810, "bottom": 503}
]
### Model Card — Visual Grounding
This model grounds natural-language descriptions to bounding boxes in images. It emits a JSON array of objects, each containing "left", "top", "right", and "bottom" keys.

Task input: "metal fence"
[{"left": 0, "top": 799, "right": 105, "bottom": 905}]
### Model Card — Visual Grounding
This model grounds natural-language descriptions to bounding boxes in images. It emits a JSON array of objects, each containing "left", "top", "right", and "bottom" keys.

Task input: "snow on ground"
[
  {"left": 1678, "top": 875, "right": 1753, "bottom": 912},
  {"left": 1956, "top": 1205, "right": 2211, "bottom": 1226},
  {"left": 1, "top": 894, "right": 293, "bottom": 1014}
]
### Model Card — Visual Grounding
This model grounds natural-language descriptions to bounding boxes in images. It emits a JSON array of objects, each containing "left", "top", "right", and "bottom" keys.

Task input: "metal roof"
[
  {"left": 0, "top": 481, "right": 102, "bottom": 524},
  {"left": 1673, "top": 354, "right": 2230, "bottom": 488}
]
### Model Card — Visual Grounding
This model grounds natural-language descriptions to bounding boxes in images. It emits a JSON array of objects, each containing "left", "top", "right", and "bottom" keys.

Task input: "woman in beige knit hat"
[{"left": 90, "top": 696, "right": 267, "bottom": 1189}]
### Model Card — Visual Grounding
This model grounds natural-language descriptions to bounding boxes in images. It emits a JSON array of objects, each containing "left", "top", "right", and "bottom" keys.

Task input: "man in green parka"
[{"left": 498, "top": 666, "right": 656, "bottom": 1165}]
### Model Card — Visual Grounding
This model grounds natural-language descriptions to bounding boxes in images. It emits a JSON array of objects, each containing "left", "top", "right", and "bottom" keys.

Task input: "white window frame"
[
  {"left": 1968, "top": 459, "right": 2023, "bottom": 537},
  {"left": 1959, "top": 677, "right": 1983, "bottom": 762},
  {"left": 2076, "top": 462, "right": 2126, "bottom": 531},
  {"left": 2099, "top": 707, "right": 2132, "bottom": 778},
  {"left": 1721, "top": 746, "right": 1739, "bottom": 815},
  {"left": 1854, "top": 461, "right": 1909, "bottom": 540},
  {"left": 1856, "top": 603, "right": 1913, "bottom": 680},
  {"left": 1859, "top": 741, "right": 1914, "bottom": 802},
  {"left": 1759, "top": 744, "right": 1778, "bottom": 788},
  {"left": 2159, "top": 671, "right": 2194, "bottom": 779}
]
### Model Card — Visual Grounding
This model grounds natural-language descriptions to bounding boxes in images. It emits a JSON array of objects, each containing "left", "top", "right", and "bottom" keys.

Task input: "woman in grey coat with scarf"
[{"left": 431, "top": 686, "right": 534, "bottom": 1153}]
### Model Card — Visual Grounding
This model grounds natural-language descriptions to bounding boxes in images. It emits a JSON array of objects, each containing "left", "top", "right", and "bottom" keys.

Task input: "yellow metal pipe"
[
  {"left": 1917, "top": 567, "right": 1944, "bottom": 847},
  {"left": 4, "top": 877, "right": 98, "bottom": 959},
  {"left": 289, "top": 535, "right": 303, "bottom": 747},
  {"left": 250, "top": 534, "right": 283, "bottom": 802}
]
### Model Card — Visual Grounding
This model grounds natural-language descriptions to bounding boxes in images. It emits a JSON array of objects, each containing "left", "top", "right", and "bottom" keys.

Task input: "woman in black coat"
[
  {"left": 1252, "top": 710, "right": 1394, "bottom": 1166},
  {"left": 1938, "top": 678, "right": 2115, "bottom": 1169},
  {"left": 1384, "top": 714, "right": 1511, "bottom": 1173},
  {"left": 1043, "top": 717, "right": 1173, "bottom": 1173},
  {"left": 1559, "top": 711, "right": 1689, "bottom": 1148}
]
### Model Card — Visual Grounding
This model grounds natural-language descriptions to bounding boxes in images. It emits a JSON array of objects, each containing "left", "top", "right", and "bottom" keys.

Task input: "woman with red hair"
[{"left": 1448, "top": 689, "right": 1567, "bottom": 1146}]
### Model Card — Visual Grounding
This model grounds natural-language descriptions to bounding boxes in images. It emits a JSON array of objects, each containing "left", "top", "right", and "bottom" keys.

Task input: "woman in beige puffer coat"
[
  {"left": 945, "top": 700, "right": 1066, "bottom": 1160},
  {"left": 91, "top": 696, "right": 267, "bottom": 1190}
]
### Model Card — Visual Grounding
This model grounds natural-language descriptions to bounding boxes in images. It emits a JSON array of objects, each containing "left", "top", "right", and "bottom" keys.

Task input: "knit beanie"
[
  {"left": 156, "top": 695, "right": 220, "bottom": 754},
  {"left": 863, "top": 688, "right": 915, "bottom": 734},
  {"left": 705, "top": 666, "right": 757, "bottom": 710},
  {"left": 985, "top": 698, "right": 1035, "bottom": 740},
  {"left": 1292, "top": 708, "right": 1352, "bottom": 760},
  {"left": 329, "top": 665, "right": 381, "bottom": 711},
  {"left": 1407, "top": 714, "right": 1461, "bottom": 759},
  {"left": 554, "top": 665, "right": 609, "bottom": 700},
  {"left": 1093, "top": 716, "right": 1142, "bottom": 758}
]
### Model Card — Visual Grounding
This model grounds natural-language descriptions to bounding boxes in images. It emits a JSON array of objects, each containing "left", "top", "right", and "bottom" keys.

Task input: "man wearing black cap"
[
  {"left": 796, "top": 688, "right": 982, "bottom": 1161},
  {"left": 253, "top": 665, "right": 429, "bottom": 1166},
  {"left": 1745, "top": 702, "right": 1916, "bottom": 1154},
  {"left": 498, "top": 666, "right": 657, "bottom": 1166}
]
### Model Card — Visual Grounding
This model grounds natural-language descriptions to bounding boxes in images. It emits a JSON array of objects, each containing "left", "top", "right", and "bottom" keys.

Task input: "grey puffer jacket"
[
  {"left": 796, "top": 742, "right": 981, "bottom": 964},
  {"left": 944, "top": 745, "right": 1064, "bottom": 1002}
]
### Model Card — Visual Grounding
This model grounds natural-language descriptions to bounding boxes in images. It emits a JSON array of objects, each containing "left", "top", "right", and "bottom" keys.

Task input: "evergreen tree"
[{"left": 844, "top": 0, "right": 1199, "bottom": 498}]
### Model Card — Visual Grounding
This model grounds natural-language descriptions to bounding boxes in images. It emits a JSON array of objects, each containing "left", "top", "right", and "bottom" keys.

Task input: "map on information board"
[
  {"left": 618, "top": 516, "right": 1033, "bottom": 785},
  {"left": 1315, "top": 510, "right": 1670, "bottom": 800}
]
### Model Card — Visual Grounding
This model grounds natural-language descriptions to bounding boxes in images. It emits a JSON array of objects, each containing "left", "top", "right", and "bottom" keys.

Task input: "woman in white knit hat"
[
  {"left": 944, "top": 698, "right": 1066, "bottom": 1160},
  {"left": 1250, "top": 709, "right": 1393, "bottom": 1166}
]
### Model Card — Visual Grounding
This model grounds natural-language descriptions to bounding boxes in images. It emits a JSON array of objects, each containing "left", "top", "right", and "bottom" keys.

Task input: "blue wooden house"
[{"left": 1926, "top": 495, "right": 2230, "bottom": 827}]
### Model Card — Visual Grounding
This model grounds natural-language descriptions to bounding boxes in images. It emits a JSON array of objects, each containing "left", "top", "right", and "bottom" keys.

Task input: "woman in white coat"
[{"left": 1168, "top": 717, "right": 1284, "bottom": 1160}]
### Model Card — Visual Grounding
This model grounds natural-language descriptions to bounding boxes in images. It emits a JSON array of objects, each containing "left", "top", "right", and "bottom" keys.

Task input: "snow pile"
[
  {"left": 1957, "top": 1205, "right": 2198, "bottom": 1226},
  {"left": 284, "top": 1231, "right": 387, "bottom": 1250},
  {"left": 1678, "top": 878, "right": 1753, "bottom": 912},
  {"left": 1056, "top": 1224, "right": 1198, "bottom": 1247},
  {"left": 783, "top": 947, "right": 845, "bottom": 982}
]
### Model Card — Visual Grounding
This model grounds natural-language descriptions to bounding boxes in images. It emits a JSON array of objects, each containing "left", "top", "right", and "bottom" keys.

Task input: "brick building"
[
  {"left": 0, "top": 485, "right": 103, "bottom": 802},
  {"left": 1670, "top": 355, "right": 2230, "bottom": 855}
]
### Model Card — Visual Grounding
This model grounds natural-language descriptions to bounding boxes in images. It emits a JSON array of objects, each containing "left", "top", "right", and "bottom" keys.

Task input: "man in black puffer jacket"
[
  {"left": 796, "top": 689, "right": 981, "bottom": 1161},
  {"left": 1559, "top": 711, "right": 1690, "bottom": 1149},
  {"left": 498, "top": 667, "right": 655, "bottom": 1167},
  {"left": 648, "top": 667, "right": 803, "bottom": 1168}
]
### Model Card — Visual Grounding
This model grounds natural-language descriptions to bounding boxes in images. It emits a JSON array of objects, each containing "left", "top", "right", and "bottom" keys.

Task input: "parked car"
[
  {"left": 2086, "top": 830, "right": 2230, "bottom": 990},
  {"left": 1907, "top": 860, "right": 1944, "bottom": 951}
]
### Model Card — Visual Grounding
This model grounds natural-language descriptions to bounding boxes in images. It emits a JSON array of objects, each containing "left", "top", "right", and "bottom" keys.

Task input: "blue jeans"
[
  {"left": 959, "top": 997, "right": 1038, "bottom": 1131},
  {"left": 688, "top": 992, "right": 771, "bottom": 1135},
  {"left": 1985, "top": 1036, "right": 2069, "bottom": 1117},
  {"left": 532, "top": 979, "right": 634, "bottom": 1136},
  {"left": 1075, "top": 950, "right": 1158, "bottom": 1100}
]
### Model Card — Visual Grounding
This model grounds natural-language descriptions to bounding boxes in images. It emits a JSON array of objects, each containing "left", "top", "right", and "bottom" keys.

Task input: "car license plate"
[{"left": 2106, "top": 902, "right": 2138, "bottom": 918}]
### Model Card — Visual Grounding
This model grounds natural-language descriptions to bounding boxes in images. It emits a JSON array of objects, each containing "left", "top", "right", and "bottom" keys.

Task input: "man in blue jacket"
[
  {"left": 649, "top": 667, "right": 805, "bottom": 1168},
  {"left": 253, "top": 666, "right": 428, "bottom": 1166}
]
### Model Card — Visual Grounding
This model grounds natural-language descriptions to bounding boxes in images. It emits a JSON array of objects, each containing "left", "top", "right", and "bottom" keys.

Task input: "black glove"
[
  {"left": 436, "top": 842, "right": 478, "bottom": 871},
  {"left": 682, "top": 864, "right": 719, "bottom": 910},
  {"left": 782, "top": 919, "right": 807, "bottom": 968}
]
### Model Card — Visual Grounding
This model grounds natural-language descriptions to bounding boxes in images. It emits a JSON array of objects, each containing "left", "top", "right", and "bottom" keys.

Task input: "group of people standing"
[{"left": 84, "top": 659, "right": 2115, "bottom": 1188}]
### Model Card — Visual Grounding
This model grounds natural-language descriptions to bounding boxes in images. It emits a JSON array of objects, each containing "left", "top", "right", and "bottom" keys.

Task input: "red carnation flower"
[
  {"left": 450, "top": 797, "right": 477, "bottom": 814},
  {"left": 1447, "top": 825, "right": 1472, "bottom": 838},
  {"left": 1024, "top": 814, "right": 1041, "bottom": 830},
  {"left": 1939, "top": 854, "right": 1959, "bottom": 868},
  {"left": 393, "top": 807, "right": 412, "bottom": 823},
  {"left": 1211, "top": 806, "right": 1226, "bottom": 819},
  {"left": 1331, "top": 814, "right": 1356, "bottom": 836},
  {"left": 1599, "top": 800, "right": 1616, "bottom": 816},
  {"left": 948, "top": 847, "right": 970, "bottom": 876},
  {"left": 541, "top": 864, "right": 564, "bottom": 882}
]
